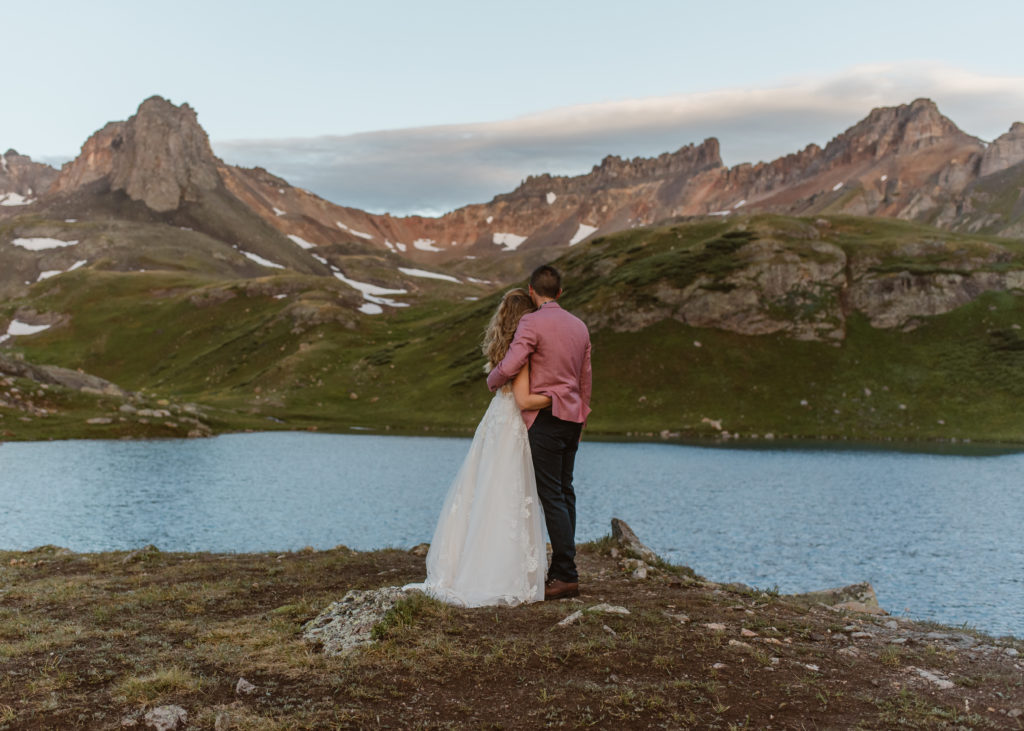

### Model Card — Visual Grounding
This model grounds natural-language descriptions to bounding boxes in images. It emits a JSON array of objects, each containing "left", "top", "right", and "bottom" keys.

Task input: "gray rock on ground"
[
  {"left": 143, "top": 705, "right": 188, "bottom": 731},
  {"left": 787, "top": 582, "right": 885, "bottom": 614},
  {"left": 303, "top": 586, "right": 410, "bottom": 656},
  {"left": 557, "top": 603, "right": 631, "bottom": 627},
  {"left": 610, "top": 517, "right": 659, "bottom": 564}
]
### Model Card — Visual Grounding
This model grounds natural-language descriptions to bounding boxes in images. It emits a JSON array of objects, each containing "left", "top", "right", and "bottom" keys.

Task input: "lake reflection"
[{"left": 1, "top": 432, "right": 1021, "bottom": 636}]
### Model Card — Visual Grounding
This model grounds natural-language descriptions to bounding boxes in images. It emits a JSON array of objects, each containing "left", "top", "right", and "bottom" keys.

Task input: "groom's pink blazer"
[{"left": 486, "top": 301, "right": 592, "bottom": 429}]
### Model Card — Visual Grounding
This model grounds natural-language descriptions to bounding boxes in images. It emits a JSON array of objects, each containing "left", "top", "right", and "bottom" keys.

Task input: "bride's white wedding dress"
[{"left": 404, "top": 389, "right": 546, "bottom": 607}]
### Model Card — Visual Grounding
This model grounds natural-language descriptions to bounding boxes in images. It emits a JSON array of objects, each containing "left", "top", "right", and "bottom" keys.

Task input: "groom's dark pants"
[{"left": 529, "top": 408, "right": 583, "bottom": 583}]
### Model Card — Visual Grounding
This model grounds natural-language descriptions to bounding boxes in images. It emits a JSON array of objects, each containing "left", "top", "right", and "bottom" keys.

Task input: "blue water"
[{"left": 1, "top": 433, "right": 1021, "bottom": 636}]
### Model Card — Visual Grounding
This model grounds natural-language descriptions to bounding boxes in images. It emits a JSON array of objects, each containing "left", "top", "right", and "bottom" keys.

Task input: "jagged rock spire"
[{"left": 52, "top": 96, "right": 221, "bottom": 212}]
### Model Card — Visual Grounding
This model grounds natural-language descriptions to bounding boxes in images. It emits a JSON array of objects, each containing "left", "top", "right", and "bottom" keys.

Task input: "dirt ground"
[{"left": 1, "top": 540, "right": 1021, "bottom": 729}]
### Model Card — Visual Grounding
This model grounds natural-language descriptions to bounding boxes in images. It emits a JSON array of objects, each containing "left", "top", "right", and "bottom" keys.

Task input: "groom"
[{"left": 487, "top": 265, "right": 592, "bottom": 600}]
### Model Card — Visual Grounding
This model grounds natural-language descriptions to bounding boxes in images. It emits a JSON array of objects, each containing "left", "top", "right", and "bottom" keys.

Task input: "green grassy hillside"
[{"left": 4, "top": 214, "right": 1024, "bottom": 446}]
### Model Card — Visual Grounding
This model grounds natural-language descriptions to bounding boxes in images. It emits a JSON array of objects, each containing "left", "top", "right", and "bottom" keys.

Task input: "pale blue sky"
[{"left": 6, "top": 0, "right": 1024, "bottom": 213}]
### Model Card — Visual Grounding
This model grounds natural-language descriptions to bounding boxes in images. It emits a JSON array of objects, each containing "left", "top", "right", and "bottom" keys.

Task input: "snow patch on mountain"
[
  {"left": 287, "top": 234, "right": 316, "bottom": 249},
  {"left": 398, "top": 267, "right": 460, "bottom": 283},
  {"left": 569, "top": 223, "right": 599, "bottom": 246},
  {"left": 493, "top": 232, "right": 527, "bottom": 252}
]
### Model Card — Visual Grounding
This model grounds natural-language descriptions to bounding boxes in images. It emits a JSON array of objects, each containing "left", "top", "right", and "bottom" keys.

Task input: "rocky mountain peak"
[
  {"left": 980, "top": 121, "right": 1024, "bottom": 177},
  {"left": 822, "top": 98, "right": 976, "bottom": 163},
  {"left": 52, "top": 95, "right": 222, "bottom": 212},
  {"left": 506, "top": 138, "right": 723, "bottom": 200},
  {"left": 0, "top": 149, "right": 59, "bottom": 204}
]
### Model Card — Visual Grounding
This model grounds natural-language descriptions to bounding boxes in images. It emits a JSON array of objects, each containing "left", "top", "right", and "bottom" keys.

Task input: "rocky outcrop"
[
  {"left": 825, "top": 98, "right": 976, "bottom": 161},
  {"left": 508, "top": 138, "right": 724, "bottom": 197},
  {"left": 576, "top": 225, "right": 1024, "bottom": 340},
  {"left": 611, "top": 517, "right": 660, "bottom": 564},
  {"left": 846, "top": 240, "right": 1024, "bottom": 329},
  {"left": 0, "top": 150, "right": 58, "bottom": 206},
  {"left": 980, "top": 122, "right": 1024, "bottom": 177},
  {"left": 0, "top": 352, "right": 129, "bottom": 397},
  {"left": 51, "top": 96, "right": 221, "bottom": 212}
]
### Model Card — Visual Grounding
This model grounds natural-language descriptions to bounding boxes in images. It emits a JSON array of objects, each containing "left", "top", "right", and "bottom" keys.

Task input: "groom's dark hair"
[{"left": 530, "top": 265, "right": 562, "bottom": 298}]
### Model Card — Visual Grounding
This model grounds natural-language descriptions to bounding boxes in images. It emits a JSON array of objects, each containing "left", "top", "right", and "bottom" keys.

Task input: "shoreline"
[
  {"left": 4, "top": 422, "right": 1024, "bottom": 456},
  {"left": 3, "top": 541, "right": 1021, "bottom": 642}
]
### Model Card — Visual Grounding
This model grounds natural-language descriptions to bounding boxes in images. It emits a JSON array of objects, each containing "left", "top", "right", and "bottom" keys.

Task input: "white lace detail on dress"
[{"left": 404, "top": 391, "right": 546, "bottom": 607}]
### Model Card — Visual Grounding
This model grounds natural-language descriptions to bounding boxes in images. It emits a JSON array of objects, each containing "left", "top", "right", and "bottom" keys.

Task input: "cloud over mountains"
[{"left": 214, "top": 64, "right": 1024, "bottom": 217}]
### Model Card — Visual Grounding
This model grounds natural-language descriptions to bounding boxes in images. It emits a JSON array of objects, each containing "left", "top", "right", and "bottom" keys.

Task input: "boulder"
[
  {"left": 143, "top": 705, "right": 188, "bottom": 731},
  {"left": 303, "top": 586, "right": 409, "bottom": 656},
  {"left": 610, "top": 518, "right": 659, "bottom": 564}
]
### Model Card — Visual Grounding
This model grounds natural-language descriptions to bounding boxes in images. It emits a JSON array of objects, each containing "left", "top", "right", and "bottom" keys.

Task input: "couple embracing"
[{"left": 407, "top": 265, "right": 592, "bottom": 605}]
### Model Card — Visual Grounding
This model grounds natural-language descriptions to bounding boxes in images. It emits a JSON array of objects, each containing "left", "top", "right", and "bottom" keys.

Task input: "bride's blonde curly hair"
[{"left": 482, "top": 288, "right": 535, "bottom": 369}]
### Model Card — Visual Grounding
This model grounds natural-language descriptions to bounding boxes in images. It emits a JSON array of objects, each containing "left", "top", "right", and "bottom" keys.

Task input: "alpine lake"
[{"left": 2, "top": 431, "right": 1021, "bottom": 638}]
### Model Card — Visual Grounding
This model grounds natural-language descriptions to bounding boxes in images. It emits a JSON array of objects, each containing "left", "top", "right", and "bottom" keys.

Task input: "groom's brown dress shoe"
[{"left": 544, "top": 578, "right": 580, "bottom": 601}]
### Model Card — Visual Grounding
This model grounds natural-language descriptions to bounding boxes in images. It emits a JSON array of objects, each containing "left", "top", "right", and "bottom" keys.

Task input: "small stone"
[
  {"left": 143, "top": 705, "right": 188, "bottom": 731},
  {"left": 889, "top": 638, "right": 908, "bottom": 645},
  {"left": 804, "top": 663, "right": 820, "bottom": 672},
  {"left": 1007, "top": 708, "right": 1022, "bottom": 719},
  {"left": 850, "top": 631, "right": 873, "bottom": 640},
  {"left": 122, "top": 544, "right": 161, "bottom": 564},
  {"left": 809, "top": 633, "right": 827, "bottom": 642},
  {"left": 711, "top": 662, "right": 727, "bottom": 670},
  {"left": 609, "top": 547, "right": 619, "bottom": 558},
  {"left": 1004, "top": 647, "right": 1019, "bottom": 658},
  {"left": 631, "top": 566, "right": 648, "bottom": 580},
  {"left": 704, "top": 623, "right": 727, "bottom": 632},
  {"left": 910, "top": 666, "right": 955, "bottom": 690},
  {"left": 602, "top": 625, "right": 617, "bottom": 637},
  {"left": 728, "top": 639, "right": 752, "bottom": 649},
  {"left": 86, "top": 417, "right": 113, "bottom": 425},
  {"left": 884, "top": 620, "right": 899, "bottom": 630},
  {"left": 589, "top": 603, "right": 630, "bottom": 615},
  {"left": 408, "top": 543, "right": 430, "bottom": 557},
  {"left": 235, "top": 677, "right": 257, "bottom": 695},
  {"left": 557, "top": 610, "right": 584, "bottom": 627},
  {"left": 664, "top": 612, "right": 689, "bottom": 623},
  {"left": 741, "top": 628, "right": 758, "bottom": 637}
]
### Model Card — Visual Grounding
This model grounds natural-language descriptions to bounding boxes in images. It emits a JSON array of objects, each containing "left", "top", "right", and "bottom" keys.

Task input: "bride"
[{"left": 405, "top": 289, "right": 551, "bottom": 607}]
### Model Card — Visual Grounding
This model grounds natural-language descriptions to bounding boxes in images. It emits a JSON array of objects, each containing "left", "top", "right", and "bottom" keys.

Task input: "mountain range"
[
  {"left": 3, "top": 96, "right": 1024, "bottom": 287},
  {"left": 3, "top": 96, "right": 1024, "bottom": 444}
]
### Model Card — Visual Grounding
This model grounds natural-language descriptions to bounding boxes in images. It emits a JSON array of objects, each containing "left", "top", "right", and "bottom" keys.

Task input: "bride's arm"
[{"left": 512, "top": 362, "right": 552, "bottom": 411}]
